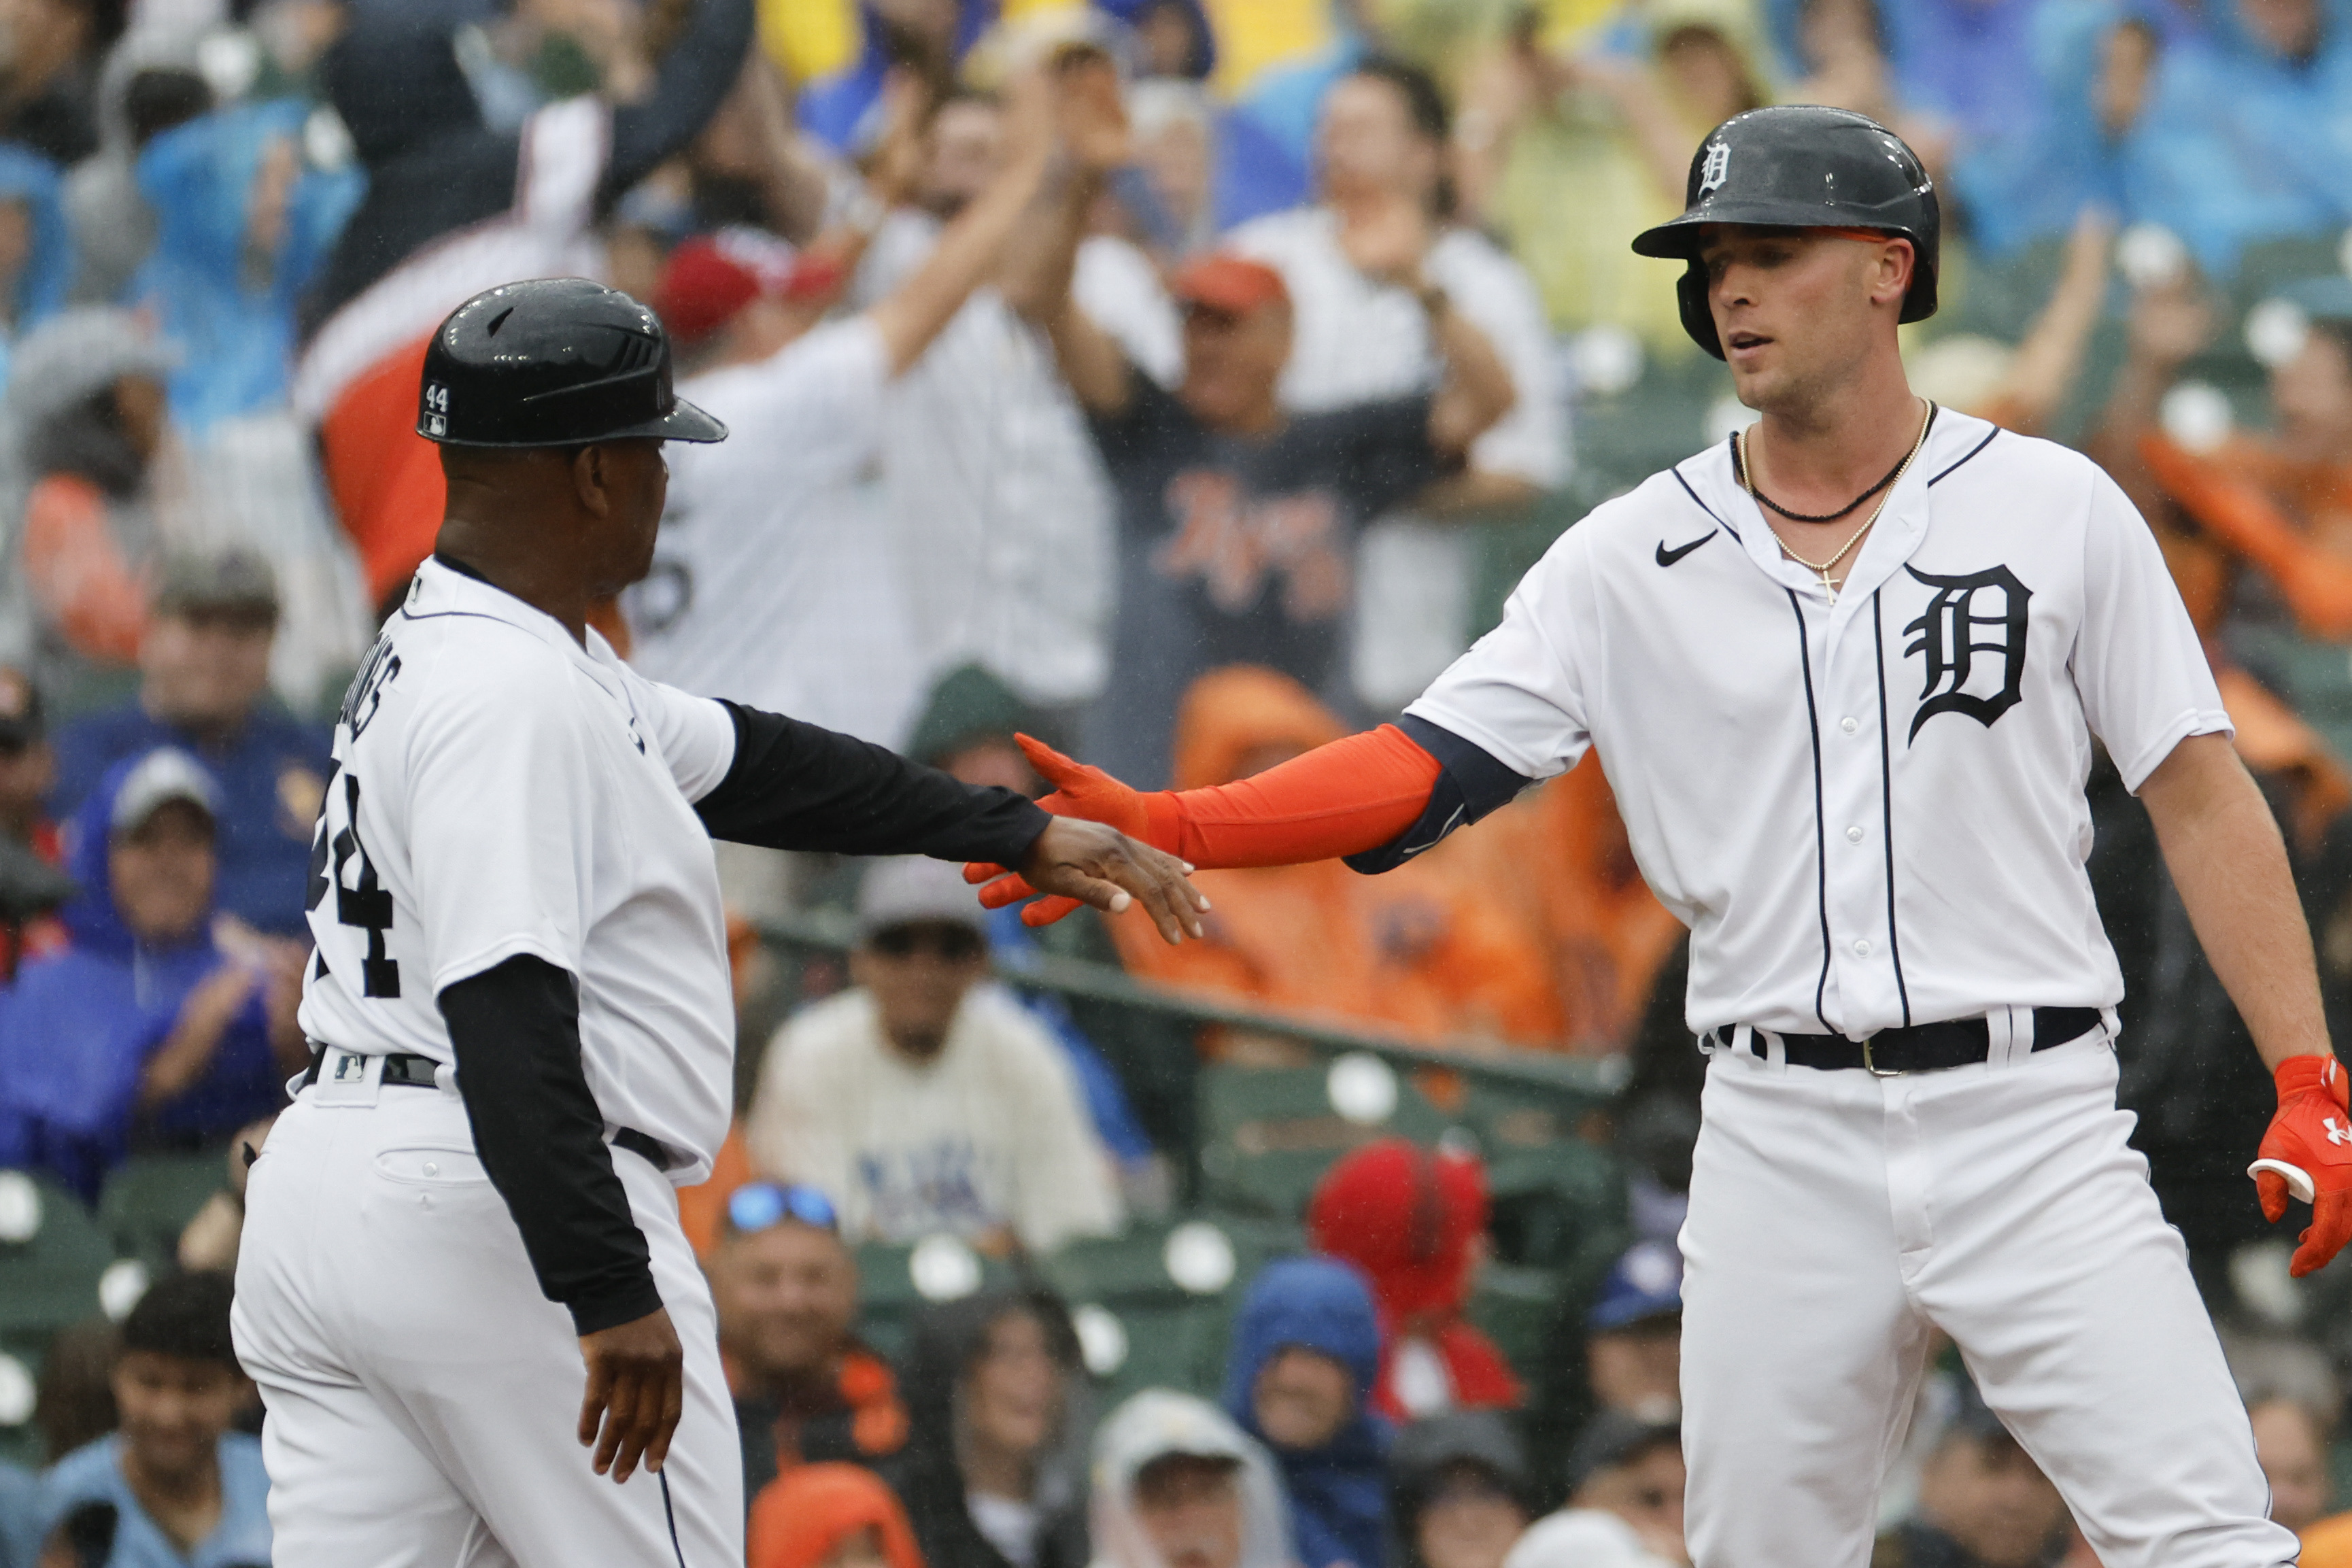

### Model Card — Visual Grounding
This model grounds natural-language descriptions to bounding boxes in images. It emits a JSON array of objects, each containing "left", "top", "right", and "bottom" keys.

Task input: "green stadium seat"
[
  {"left": 0, "top": 1172, "right": 116, "bottom": 1342},
  {"left": 1196, "top": 1063, "right": 1454, "bottom": 1221},
  {"left": 1039, "top": 1214, "right": 1304, "bottom": 1403},
  {"left": 847, "top": 1238, "right": 1019, "bottom": 1363},
  {"left": 99, "top": 1151, "right": 231, "bottom": 1269}
]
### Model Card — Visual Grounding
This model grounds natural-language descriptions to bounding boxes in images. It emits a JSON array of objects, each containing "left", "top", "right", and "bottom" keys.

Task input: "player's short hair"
[{"left": 118, "top": 1271, "right": 239, "bottom": 1372}]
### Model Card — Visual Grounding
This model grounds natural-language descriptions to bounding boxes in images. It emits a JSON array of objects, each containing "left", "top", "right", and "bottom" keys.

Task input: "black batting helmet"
[
  {"left": 1631, "top": 105, "right": 1939, "bottom": 360},
  {"left": 417, "top": 277, "right": 728, "bottom": 448}
]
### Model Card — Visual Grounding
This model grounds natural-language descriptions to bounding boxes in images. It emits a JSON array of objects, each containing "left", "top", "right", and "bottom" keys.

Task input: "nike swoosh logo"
[{"left": 1656, "top": 532, "right": 1716, "bottom": 567}]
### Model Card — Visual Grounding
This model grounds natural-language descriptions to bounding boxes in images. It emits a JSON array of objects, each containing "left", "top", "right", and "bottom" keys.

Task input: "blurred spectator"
[
  {"left": 908, "top": 664, "right": 1167, "bottom": 1208},
  {"left": 1503, "top": 1413, "right": 1684, "bottom": 1568},
  {"left": 0, "top": 0, "right": 121, "bottom": 163},
  {"left": 63, "top": 29, "right": 211, "bottom": 307},
  {"left": 1101, "top": 666, "right": 1563, "bottom": 1049},
  {"left": 1223, "top": 54, "right": 1562, "bottom": 712},
  {"left": 1009, "top": 67, "right": 1517, "bottom": 783},
  {"left": 1306, "top": 1140, "right": 1522, "bottom": 1422},
  {"left": 1094, "top": 0, "right": 1217, "bottom": 80},
  {"left": 1876, "top": 1386, "right": 2068, "bottom": 1568},
  {"left": 1089, "top": 1388, "right": 1292, "bottom": 1568},
  {"left": 706, "top": 1179, "right": 910, "bottom": 1503},
  {"left": 1883, "top": 0, "right": 2043, "bottom": 156},
  {"left": 2100, "top": 273, "right": 2352, "bottom": 641},
  {"left": 857, "top": 71, "right": 1168, "bottom": 726},
  {"left": 2249, "top": 1392, "right": 2334, "bottom": 1534},
  {"left": 887, "top": 1286, "right": 1091, "bottom": 1568},
  {"left": 173, "top": 1113, "right": 272, "bottom": 1273},
  {"left": 1454, "top": 6, "right": 1764, "bottom": 352},
  {"left": 0, "top": 144, "right": 66, "bottom": 384},
  {"left": 1223, "top": 1257, "right": 1390, "bottom": 1568},
  {"left": 1586, "top": 1243, "right": 1682, "bottom": 1423},
  {"left": 0, "top": 1459, "right": 31, "bottom": 1568},
  {"left": 796, "top": 0, "right": 993, "bottom": 152},
  {"left": 0, "top": 665, "right": 69, "bottom": 978},
  {"left": 8, "top": 307, "right": 178, "bottom": 709},
  {"left": 1388, "top": 1413, "right": 1533, "bottom": 1568},
  {"left": 1904, "top": 209, "right": 2115, "bottom": 439},
  {"left": 50, "top": 547, "right": 328, "bottom": 936},
  {"left": 628, "top": 75, "right": 1056, "bottom": 745},
  {"left": 747, "top": 855, "right": 1123, "bottom": 1252},
  {"left": 296, "top": 0, "right": 751, "bottom": 612},
  {"left": 1763, "top": 0, "right": 1905, "bottom": 126},
  {"left": 1123, "top": 80, "right": 1218, "bottom": 259},
  {"left": 31, "top": 1319, "right": 117, "bottom": 1465},
  {"left": 33, "top": 1270, "right": 270, "bottom": 1568},
  {"left": 0, "top": 747, "right": 305, "bottom": 1200},
  {"left": 131, "top": 99, "right": 361, "bottom": 437},
  {"left": 749, "top": 1461, "right": 929, "bottom": 1568}
]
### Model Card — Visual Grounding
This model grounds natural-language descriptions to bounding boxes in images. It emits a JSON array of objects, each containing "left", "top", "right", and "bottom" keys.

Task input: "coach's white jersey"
[
  {"left": 298, "top": 558, "right": 740, "bottom": 1183},
  {"left": 1409, "top": 410, "right": 2231, "bottom": 1040}
]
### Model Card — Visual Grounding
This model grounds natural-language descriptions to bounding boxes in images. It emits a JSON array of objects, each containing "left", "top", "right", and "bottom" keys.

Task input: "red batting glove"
[
  {"left": 963, "top": 735, "right": 1169, "bottom": 928},
  {"left": 2253, "top": 1054, "right": 2352, "bottom": 1276}
]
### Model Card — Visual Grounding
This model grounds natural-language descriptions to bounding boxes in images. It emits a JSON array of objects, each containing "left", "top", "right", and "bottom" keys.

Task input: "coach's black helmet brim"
[{"left": 602, "top": 396, "right": 729, "bottom": 444}]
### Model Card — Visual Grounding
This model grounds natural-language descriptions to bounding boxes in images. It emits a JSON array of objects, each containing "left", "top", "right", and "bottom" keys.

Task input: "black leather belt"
[
  {"left": 1710, "top": 1006, "right": 2103, "bottom": 1075},
  {"left": 306, "top": 1046, "right": 683, "bottom": 1170},
  {"left": 302, "top": 1046, "right": 439, "bottom": 1088}
]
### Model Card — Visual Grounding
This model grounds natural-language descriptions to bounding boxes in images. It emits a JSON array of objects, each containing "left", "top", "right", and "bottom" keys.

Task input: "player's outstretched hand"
[
  {"left": 577, "top": 1306, "right": 685, "bottom": 1483},
  {"left": 1014, "top": 817, "right": 1208, "bottom": 944},
  {"left": 966, "top": 735, "right": 1190, "bottom": 930},
  {"left": 2251, "top": 1055, "right": 2352, "bottom": 1276}
]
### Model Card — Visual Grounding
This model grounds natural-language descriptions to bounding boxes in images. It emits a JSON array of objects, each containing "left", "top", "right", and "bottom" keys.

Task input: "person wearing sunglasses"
[
  {"left": 709, "top": 1182, "right": 910, "bottom": 1511},
  {"left": 748, "top": 855, "right": 1124, "bottom": 1255}
]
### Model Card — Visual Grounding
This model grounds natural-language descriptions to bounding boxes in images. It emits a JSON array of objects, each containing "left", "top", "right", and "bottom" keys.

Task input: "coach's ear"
[{"left": 571, "top": 443, "right": 614, "bottom": 519}]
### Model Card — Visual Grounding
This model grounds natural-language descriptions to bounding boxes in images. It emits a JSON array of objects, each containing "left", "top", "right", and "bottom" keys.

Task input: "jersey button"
[
  {"left": 1846, "top": 825, "right": 1865, "bottom": 842},
  {"left": 1840, "top": 717, "right": 1859, "bottom": 734},
  {"left": 1854, "top": 938, "right": 1873, "bottom": 957}
]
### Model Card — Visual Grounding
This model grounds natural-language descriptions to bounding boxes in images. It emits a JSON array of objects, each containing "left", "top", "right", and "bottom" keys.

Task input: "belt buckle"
[{"left": 1862, "top": 1036, "right": 1902, "bottom": 1078}]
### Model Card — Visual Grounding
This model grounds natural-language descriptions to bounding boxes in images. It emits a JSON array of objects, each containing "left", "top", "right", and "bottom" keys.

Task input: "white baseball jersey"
[
  {"left": 1408, "top": 409, "right": 2232, "bottom": 1040},
  {"left": 298, "top": 556, "right": 739, "bottom": 1184}
]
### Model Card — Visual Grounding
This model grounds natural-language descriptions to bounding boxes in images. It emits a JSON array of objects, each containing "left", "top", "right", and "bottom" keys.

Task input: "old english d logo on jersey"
[{"left": 1903, "top": 564, "right": 2032, "bottom": 741}]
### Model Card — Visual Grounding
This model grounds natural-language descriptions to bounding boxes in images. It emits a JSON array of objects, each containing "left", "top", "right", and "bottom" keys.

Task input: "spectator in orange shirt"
[
  {"left": 709, "top": 1181, "right": 911, "bottom": 1510},
  {"left": 1108, "top": 665, "right": 1563, "bottom": 1051}
]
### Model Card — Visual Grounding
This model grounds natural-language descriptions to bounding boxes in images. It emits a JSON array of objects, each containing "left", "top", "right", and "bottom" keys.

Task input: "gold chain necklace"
[{"left": 1739, "top": 401, "right": 1936, "bottom": 601}]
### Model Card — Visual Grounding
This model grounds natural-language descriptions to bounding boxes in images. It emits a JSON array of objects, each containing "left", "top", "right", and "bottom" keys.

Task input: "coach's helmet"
[
  {"left": 416, "top": 277, "right": 728, "bottom": 447},
  {"left": 1631, "top": 105, "right": 1939, "bottom": 360}
]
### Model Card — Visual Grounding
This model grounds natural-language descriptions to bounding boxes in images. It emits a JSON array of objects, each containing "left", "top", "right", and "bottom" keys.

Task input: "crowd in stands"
[{"left": 3, "top": 0, "right": 2352, "bottom": 1562}]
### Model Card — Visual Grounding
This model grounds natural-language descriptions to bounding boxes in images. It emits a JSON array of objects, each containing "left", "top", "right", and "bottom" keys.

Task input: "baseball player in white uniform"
[
  {"left": 229, "top": 277, "right": 1207, "bottom": 1567},
  {"left": 970, "top": 108, "right": 2349, "bottom": 1566}
]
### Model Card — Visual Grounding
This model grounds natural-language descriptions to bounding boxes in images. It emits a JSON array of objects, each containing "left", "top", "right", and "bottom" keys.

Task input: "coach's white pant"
[
  {"left": 232, "top": 1079, "right": 742, "bottom": 1567},
  {"left": 1680, "top": 1033, "right": 2294, "bottom": 1568}
]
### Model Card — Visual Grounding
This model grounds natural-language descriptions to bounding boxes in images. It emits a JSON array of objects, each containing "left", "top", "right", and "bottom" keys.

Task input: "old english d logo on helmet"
[{"left": 1630, "top": 106, "right": 1941, "bottom": 360}]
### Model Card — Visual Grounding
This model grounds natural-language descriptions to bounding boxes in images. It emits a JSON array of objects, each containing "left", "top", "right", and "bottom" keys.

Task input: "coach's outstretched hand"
[
  {"left": 579, "top": 1306, "right": 685, "bottom": 1482},
  {"left": 2253, "top": 1055, "right": 2352, "bottom": 1276},
  {"left": 1015, "top": 815, "right": 1208, "bottom": 944}
]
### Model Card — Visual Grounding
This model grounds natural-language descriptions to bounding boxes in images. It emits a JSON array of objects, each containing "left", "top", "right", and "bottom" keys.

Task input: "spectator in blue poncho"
[
  {"left": 129, "top": 99, "right": 362, "bottom": 437},
  {"left": 0, "top": 746, "right": 304, "bottom": 1202},
  {"left": 0, "top": 143, "right": 70, "bottom": 389},
  {"left": 799, "top": 0, "right": 998, "bottom": 154},
  {"left": 1224, "top": 1257, "right": 1391, "bottom": 1568}
]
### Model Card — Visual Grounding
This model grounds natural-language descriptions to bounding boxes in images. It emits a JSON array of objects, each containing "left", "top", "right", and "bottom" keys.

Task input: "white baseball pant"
[
  {"left": 1679, "top": 1030, "right": 2296, "bottom": 1568},
  {"left": 231, "top": 1067, "right": 743, "bottom": 1567}
]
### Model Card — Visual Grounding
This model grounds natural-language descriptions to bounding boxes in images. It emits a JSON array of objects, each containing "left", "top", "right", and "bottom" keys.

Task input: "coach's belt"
[
  {"left": 1709, "top": 1007, "right": 2104, "bottom": 1076},
  {"left": 303, "top": 1046, "right": 683, "bottom": 1170},
  {"left": 302, "top": 1045, "right": 440, "bottom": 1089}
]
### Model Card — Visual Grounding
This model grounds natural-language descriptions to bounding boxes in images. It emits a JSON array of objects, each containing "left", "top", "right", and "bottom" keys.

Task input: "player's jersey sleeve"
[
  {"left": 405, "top": 639, "right": 601, "bottom": 991},
  {"left": 2071, "top": 468, "right": 2234, "bottom": 791},
  {"left": 614, "top": 660, "right": 736, "bottom": 803},
  {"left": 1405, "top": 522, "right": 1596, "bottom": 781}
]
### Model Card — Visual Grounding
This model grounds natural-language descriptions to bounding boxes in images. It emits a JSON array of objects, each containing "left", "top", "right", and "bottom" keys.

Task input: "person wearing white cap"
[
  {"left": 747, "top": 855, "right": 1123, "bottom": 1252},
  {"left": 1090, "top": 1390, "right": 1293, "bottom": 1568}
]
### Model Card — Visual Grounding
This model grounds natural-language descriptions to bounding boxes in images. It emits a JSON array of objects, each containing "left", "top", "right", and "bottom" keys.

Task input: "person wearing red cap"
[
  {"left": 1003, "top": 58, "right": 1516, "bottom": 789},
  {"left": 1306, "top": 1139, "right": 1521, "bottom": 1424},
  {"left": 624, "top": 72, "right": 1059, "bottom": 749}
]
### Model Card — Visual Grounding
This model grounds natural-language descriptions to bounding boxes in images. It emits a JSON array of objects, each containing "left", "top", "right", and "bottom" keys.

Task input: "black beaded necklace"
[{"left": 1730, "top": 404, "right": 1938, "bottom": 524}]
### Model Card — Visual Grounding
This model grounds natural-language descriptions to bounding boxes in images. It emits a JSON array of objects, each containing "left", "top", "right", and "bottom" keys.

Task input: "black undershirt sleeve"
[
  {"left": 1344, "top": 715, "right": 1534, "bottom": 875},
  {"left": 438, "top": 955, "right": 663, "bottom": 1337},
  {"left": 696, "top": 701, "right": 1053, "bottom": 866}
]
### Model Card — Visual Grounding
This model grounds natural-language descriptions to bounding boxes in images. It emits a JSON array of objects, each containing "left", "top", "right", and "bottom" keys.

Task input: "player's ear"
[
  {"left": 572, "top": 443, "right": 612, "bottom": 518},
  {"left": 1874, "top": 239, "right": 1915, "bottom": 309}
]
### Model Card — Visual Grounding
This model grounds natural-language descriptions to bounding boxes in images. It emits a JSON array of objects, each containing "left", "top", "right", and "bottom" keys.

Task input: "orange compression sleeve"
[{"left": 1136, "top": 724, "right": 1444, "bottom": 868}]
